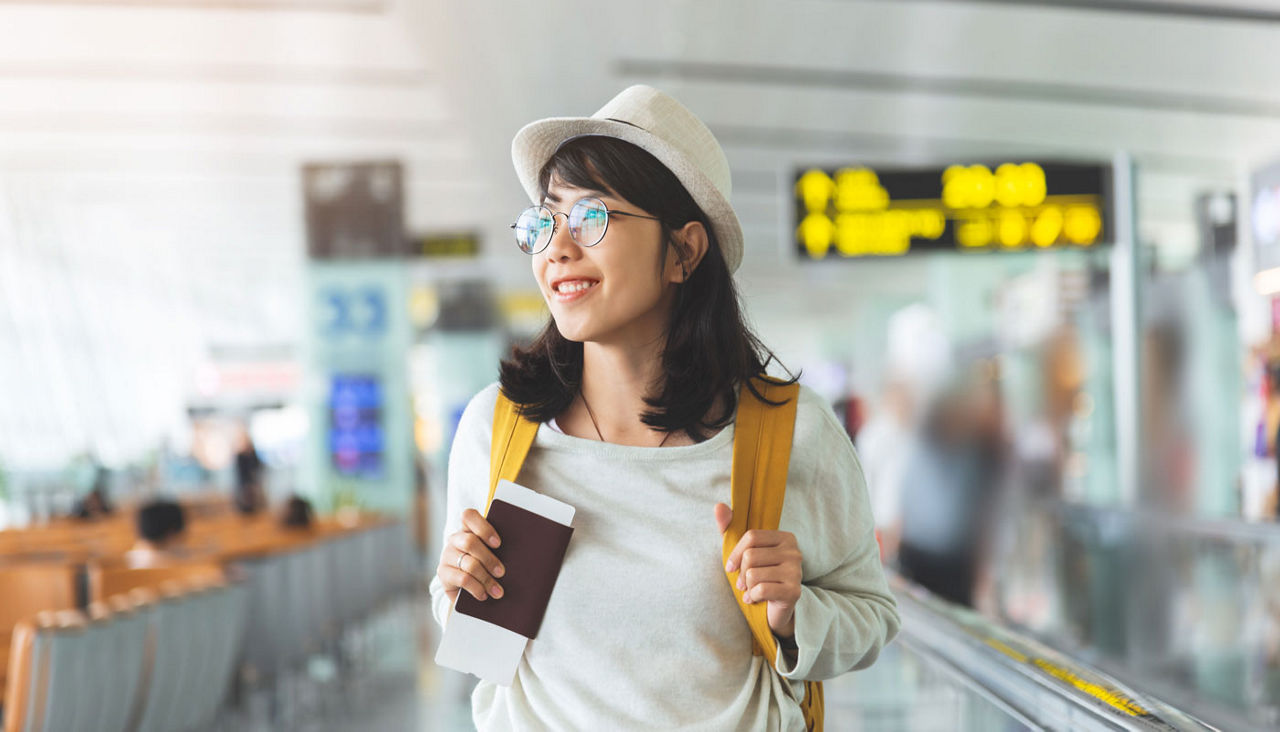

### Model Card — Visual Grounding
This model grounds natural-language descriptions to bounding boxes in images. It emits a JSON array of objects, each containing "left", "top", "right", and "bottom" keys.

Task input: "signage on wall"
[
  {"left": 317, "top": 285, "right": 388, "bottom": 338},
  {"left": 303, "top": 161, "right": 405, "bottom": 259},
  {"left": 410, "top": 233, "right": 481, "bottom": 259},
  {"left": 328, "top": 373, "right": 384, "bottom": 478},
  {"left": 793, "top": 161, "right": 1113, "bottom": 259}
]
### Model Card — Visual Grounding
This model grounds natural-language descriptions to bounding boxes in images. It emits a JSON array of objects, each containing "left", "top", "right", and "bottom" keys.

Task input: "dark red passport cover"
[{"left": 454, "top": 498, "right": 573, "bottom": 639}]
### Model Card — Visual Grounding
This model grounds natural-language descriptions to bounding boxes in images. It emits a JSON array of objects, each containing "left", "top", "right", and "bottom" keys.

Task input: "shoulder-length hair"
[{"left": 498, "top": 136, "right": 794, "bottom": 441}]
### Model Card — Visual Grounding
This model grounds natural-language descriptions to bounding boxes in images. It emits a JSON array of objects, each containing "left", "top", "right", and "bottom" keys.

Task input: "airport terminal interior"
[{"left": 1, "top": 1, "right": 1279, "bottom": 730}]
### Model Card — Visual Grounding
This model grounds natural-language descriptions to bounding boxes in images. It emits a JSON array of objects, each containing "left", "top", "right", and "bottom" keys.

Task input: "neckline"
[{"left": 536, "top": 416, "right": 735, "bottom": 460}]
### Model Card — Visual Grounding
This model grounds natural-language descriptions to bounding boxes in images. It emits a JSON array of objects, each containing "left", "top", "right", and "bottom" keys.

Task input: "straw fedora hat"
[{"left": 511, "top": 85, "right": 744, "bottom": 273}]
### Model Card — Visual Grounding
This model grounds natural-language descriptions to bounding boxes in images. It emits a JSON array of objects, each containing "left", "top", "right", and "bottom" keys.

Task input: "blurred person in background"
[
  {"left": 233, "top": 426, "right": 266, "bottom": 515},
  {"left": 72, "top": 460, "right": 114, "bottom": 520},
  {"left": 856, "top": 379, "right": 914, "bottom": 563},
  {"left": 280, "top": 493, "right": 314, "bottom": 530},
  {"left": 1266, "top": 358, "right": 1280, "bottom": 521},
  {"left": 413, "top": 453, "right": 432, "bottom": 556},
  {"left": 1141, "top": 321, "right": 1194, "bottom": 514},
  {"left": 856, "top": 303, "right": 951, "bottom": 564},
  {"left": 1021, "top": 324, "right": 1084, "bottom": 499},
  {"left": 125, "top": 498, "right": 190, "bottom": 567},
  {"left": 897, "top": 359, "right": 1008, "bottom": 608}
]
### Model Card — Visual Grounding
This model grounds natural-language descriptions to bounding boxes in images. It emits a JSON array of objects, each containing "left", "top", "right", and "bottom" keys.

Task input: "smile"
[{"left": 551, "top": 279, "right": 599, "bottom": 301}]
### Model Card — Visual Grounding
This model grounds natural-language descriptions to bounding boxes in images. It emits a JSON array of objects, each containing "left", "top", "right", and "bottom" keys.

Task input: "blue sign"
[
  {"left": 319, "top": 286, "right": 388, "bottom": 337},
  {"left": 328, "top": 374, "right": 384, "bottom": 478}
]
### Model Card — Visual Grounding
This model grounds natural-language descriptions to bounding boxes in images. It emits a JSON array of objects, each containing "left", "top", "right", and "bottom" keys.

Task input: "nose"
[{"left": 543, "top": 211, "right": 580, "bottom": 262}]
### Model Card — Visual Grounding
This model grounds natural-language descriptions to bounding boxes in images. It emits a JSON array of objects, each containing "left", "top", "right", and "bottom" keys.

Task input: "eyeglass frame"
[{"left": 509, "top": 196, "right": 663, "bottom": 255}]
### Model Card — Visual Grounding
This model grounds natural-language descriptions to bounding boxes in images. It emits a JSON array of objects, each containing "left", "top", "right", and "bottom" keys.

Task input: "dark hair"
[
  {"left": 281, "top": 494, "right": 314, "bottom": 530},
  {"left": 498, "top": 136, "right": 793, "bottom": 440},
  {"left": 136, "top": 499, "right": 186, "bottom": 545}
]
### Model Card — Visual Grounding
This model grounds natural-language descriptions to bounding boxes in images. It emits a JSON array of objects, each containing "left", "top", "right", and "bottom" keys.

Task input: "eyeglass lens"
[{"left": 514, "top": 198, "right": 610, "bottom": 254}]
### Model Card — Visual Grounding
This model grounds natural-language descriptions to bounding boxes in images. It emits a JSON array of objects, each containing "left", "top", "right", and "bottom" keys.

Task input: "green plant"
[{"left": 330, "top": 479, "right": 363, "bottom": 515}]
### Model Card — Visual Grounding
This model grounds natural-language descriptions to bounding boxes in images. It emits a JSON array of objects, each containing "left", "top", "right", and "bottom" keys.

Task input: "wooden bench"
[
  {"left": 0, "top": 564, "right": 78, "bottom": 695},
  {"left": 86, "top": 563, "right": 226, "bottom": 605}
]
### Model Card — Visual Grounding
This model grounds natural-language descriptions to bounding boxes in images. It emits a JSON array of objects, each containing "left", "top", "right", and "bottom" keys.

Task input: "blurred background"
[{"left": 1, "top": 1, "right": 1278, "bottom": 730}]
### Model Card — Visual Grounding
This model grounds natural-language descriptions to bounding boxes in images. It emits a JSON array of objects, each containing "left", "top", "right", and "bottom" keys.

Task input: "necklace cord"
[{"left": 579, "top": 392, "right": 672, "bottom": 447}]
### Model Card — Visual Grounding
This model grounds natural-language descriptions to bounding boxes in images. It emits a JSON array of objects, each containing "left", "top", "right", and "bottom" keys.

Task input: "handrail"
[
  {"left": 1053, "top": 499, "right": 1280, "bottom": 545},
  {"left": 892, "top": 631, "right": 1044, "bottom": 729},
  {"left": 890, "top": 574, "right": 1220, "bottom": 732}
]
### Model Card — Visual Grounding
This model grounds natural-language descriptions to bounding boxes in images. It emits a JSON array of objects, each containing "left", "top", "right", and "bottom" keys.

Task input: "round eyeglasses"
[{"left": 510, "top": 197, "right": 661, "bottom": 255}]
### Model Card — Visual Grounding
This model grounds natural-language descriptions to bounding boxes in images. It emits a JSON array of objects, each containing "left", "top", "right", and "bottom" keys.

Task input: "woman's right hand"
[{"left": 437, "top": 508, "right": 505, "bottom": 603}]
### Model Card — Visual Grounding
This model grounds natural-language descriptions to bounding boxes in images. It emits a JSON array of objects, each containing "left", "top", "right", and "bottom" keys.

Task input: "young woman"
[{"left": 429, "top": 85, "right": 899, "bottom": 730}]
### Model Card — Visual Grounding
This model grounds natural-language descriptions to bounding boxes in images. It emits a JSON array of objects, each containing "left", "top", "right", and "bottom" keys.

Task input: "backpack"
[{"left": 485, "top": 375, "right": 824, "bottom": 731}]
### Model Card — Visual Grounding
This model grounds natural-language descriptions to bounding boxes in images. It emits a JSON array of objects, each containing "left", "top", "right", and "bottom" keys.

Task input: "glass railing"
[
  {"left": 825, "top": 630, "right": 1038, "bottom": 730},
  {"left": 1004, "top": 501, "right": 1280, "bottom": 730},
  {"left": 822, "top": 574, "right": 1218, "bottom": 731}
]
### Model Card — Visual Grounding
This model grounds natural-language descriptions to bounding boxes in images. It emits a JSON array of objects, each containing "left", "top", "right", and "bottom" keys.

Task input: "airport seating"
[
  {"left": 1, "top": 508, "right": 413, "bottom": 729},
  {"left": 0, "top": 564, "right": 79, "bottom": 695},
  {"left": 87, "top": 563, "right": 226, "bottom": 604},
  {"left": 0, "top": 565, "right": 79, "bottom": 627},
  {"left": 95, "top": 596, "right": 149, "bottom": 732},
  {"left": 131, "top": 579, "right": 248, "bottom": 732},
  {"left": 2, "top": 613, "right": 42, "bottom": 732},
  {"left": 2, "top": 608, "right": 142, "bottom": 732},
  {"left": 1, "top": 579, "right": 247, "bottom": 732}
]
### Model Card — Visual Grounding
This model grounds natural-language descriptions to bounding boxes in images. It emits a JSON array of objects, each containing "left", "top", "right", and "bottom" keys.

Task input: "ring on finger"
[{"left": 456, "top": 552, "right": 466, "bottom": 569}]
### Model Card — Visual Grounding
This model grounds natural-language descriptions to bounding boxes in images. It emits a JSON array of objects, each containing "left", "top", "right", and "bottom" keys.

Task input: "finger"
[
  {"left": 725, "top": 530, "right": 788, "bottom": 572},
  {"left": 743, "top": 581, "right": 802, "bottom": 605},
  {"left": 461, "top": 508, "right": 502, "bottom": 549},
  {"left": 713, "top": 503, "right": 732, "bottom": 535},
  {"left": 456, "top": 552, "right": 505, "bottom": 599},
  {"left": 721, "top": 529, "right": 788, "bottom": 575},
  {"left": 743, "top": 545, "right": 803, "bottom": 572},
  {"left": 737, "top": 546, "right": 802, "bottom": 588},
  {"left": 739, "top": 564, "right": 802, "bottom": 592},
  {"left": 448, "top": 545, "right": 504, "bottom": 596},
  {"left": 731, "top": 542, "right": 791, "bottom": 576},
  {"left": 439, "top": 565, "right": 490, "bottom": 602},
  {"left": 449, "top": 552, "right": 504, "bottom": 599},
  {"left": 448, "top": 532, "right": 505, "bottom": 579}
]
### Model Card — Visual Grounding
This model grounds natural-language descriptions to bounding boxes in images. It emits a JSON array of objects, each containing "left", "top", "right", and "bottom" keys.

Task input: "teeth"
[{"left": 557, "top": 281, "right": 596, "bottom": 294}]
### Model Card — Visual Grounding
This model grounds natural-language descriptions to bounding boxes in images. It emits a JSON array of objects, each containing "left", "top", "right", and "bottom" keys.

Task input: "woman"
[{"left": 429, "top": 85, "right": 899, "bottom": 730}]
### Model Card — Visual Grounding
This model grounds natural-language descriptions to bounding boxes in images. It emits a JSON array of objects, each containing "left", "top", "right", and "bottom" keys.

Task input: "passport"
[{"left": 454, "top": 498, "right": 574, "bottom": 639}]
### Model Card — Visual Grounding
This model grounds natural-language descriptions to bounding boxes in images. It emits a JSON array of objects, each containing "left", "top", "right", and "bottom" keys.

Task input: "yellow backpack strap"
[
  {"left": 487, "top": 390, "right": 540, "bottom": 512},
  {"left": 722, "top": 376, "right": 823, "bottom": 731},
  {"left": 803, "top": 681, "right": 824, "bottom": 732},
  {"left": 723, "top": 375, "right": 799, "bottom": 659}
]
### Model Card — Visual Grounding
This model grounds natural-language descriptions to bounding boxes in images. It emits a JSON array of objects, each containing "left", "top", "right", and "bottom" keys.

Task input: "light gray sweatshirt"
[{"left": 429, "top": 382, "right": 900, "bottom": 731}]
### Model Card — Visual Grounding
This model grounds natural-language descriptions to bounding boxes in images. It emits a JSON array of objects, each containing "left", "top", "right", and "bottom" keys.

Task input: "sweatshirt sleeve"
[
  {"left": 773, "top": 387, "right": 901, "bottom": 681},
  {"left": 428, "top": 382, "right": 501, "bottom": 630}
]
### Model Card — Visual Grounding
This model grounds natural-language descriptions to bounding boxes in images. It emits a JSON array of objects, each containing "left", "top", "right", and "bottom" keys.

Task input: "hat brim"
[{"left": 512, "top": 116, "right": 744, "bottom": 273}]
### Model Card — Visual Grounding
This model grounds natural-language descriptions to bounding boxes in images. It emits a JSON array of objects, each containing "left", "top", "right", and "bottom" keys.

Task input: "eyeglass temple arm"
[
  {"left": 510, "top": 210, "right": 660, "bottom": 226},
  {"left": 607, "top": 210, "right": 662, "bottom": 222}
]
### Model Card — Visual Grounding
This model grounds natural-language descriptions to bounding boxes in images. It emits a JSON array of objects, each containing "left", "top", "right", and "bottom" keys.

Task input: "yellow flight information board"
[
  {"left": 794, "top": 161, "right": 1112, "bottom": 259},
  {"left": 410, "top": 233, "right": 480, "bottom": 258}
]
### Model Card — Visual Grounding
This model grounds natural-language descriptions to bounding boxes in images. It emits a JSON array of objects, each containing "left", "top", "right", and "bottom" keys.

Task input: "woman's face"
[{"left": 533, "top": 177, "right": 678, "bottom": 346}]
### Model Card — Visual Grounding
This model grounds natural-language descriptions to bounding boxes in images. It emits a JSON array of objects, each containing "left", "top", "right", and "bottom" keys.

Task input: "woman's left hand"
[{"left": 715, "top": 503, "right": 803, "bottom": 639}]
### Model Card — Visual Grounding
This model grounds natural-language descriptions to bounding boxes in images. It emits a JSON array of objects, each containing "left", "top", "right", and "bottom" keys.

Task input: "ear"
[{"left": 666, "top": 220, "right": 709, "bottom": 284}]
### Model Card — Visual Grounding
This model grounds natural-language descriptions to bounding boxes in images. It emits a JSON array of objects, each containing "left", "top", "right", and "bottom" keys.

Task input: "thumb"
[{"left": 714, "top": 502, "right": 733, "bottom": 535}]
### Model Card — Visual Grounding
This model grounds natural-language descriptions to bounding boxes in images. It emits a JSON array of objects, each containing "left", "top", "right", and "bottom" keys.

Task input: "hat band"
[{"left": 604, "top": 117, "right": 647, "bottom": 132}]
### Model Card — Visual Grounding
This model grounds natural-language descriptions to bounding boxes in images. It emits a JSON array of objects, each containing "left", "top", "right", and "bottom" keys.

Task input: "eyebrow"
[{"left": 542, "top": 188, "right": 611, "bottom": 205}]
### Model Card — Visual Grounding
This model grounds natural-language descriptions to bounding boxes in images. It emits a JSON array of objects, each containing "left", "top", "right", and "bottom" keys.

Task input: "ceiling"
[{"left": 1, "top": 0, "right": 1278, "bottom": 466}]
